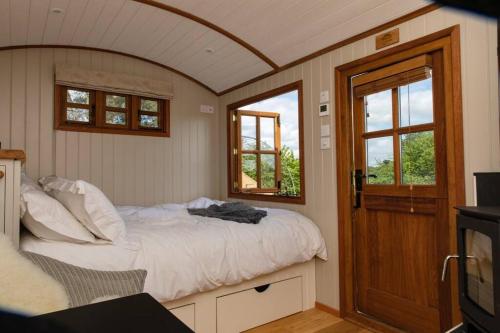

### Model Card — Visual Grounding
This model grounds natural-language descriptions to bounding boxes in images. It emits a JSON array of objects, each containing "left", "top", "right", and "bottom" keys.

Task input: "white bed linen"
[{"left": 21, "top": 198, "right": 327, "bottom": 302}]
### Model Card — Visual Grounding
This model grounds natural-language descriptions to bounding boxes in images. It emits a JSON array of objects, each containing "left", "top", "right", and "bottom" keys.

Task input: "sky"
[{"left": 239, "top": 90, "right": 299, "bottom": 157}]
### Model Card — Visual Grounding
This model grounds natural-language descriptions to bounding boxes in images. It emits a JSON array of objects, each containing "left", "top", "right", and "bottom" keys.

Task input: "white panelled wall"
[
  {"left": 219, "top": 7, "right": 499, "bottom": 309},
  {"left": 0, "top": 48, "right": 220, "bottom": 206},
  {"left": 0, "top": 7, "right": 498, "bottom": 312}
]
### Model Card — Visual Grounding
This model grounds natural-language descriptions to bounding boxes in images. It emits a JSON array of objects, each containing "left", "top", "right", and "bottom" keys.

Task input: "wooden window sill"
[
  {"left": 228, "top": 192, "right": 305, "bottom": 205},
  {"left": 55, "top": 124, "right": 170, "bottom": 137}
]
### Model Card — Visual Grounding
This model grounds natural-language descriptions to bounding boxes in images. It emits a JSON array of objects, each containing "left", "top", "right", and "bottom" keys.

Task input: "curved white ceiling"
[{"left": 0, "top": 0, "right": 430, "bottom": 94}]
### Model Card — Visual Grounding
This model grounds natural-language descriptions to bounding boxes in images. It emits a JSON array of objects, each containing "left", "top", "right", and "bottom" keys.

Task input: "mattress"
[{"left": 21, "top": 198, "right": 327, "bottom": 303}]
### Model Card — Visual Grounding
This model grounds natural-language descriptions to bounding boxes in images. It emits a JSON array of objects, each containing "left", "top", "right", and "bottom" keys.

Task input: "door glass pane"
[
  {"left": 66, "top": 107, "right": 90, "bottom": 122},
  {"left": 400, "top": 131, "right": 435, "bottom": 185},
  {"left": 366, "top": 136, "right": 394, "bottom": 184},
  {"left": 260, "top": 117, "right": 275, "bottom": 150},
  {"left": 241, "top": 115, "right": 257, "bottom": 150},
  {"left": 241, "top": 154, "right": 257, "bottom": 189},
  {"left": 465, "top": 229, "right": 494, "bottom": 315},
  {"left": 365, "top": 89, "right": 392, "bottom": 132},
  {"left": 261, "top": 154, "right": 276, "bottom": 189},
  {"left": 67, "top": 89, "right": 89, "bottom": 104},
  {"left": 141, "top": 99, "right": 158, "bottom": 112},
  {"left": 106, "top": 111, "right": 126, "bottom": 125},
  {"left": 399, "top": 77, "right": 433, "bottom": 127},
  {"left": 106, "top": 95, "right": 126, "bottom": 108},
  {"left": 140, "top": 115, "right": 159, "bottom": 128}
]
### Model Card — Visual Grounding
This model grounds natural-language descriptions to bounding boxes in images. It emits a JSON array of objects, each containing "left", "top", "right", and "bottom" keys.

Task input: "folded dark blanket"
[{"left": 188, "top": 202, "right": 267, "bottom": 224}]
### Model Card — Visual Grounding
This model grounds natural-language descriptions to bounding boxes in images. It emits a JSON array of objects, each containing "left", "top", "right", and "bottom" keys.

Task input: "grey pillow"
[{"left": 22, "top": 251, "right": 147, "bottom": 307}]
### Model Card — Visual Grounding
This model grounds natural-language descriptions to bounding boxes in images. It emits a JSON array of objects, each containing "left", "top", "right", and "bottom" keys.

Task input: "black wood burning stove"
[{"left": 445, "top": 173, "right": 500, "bottom": 333}]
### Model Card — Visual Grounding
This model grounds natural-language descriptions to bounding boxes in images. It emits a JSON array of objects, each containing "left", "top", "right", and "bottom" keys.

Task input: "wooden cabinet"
[{"left": 0, "top": 150, "right": 24, "bottom": 248}]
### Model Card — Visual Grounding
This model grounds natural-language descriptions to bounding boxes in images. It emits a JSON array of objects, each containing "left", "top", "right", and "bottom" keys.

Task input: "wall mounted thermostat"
[{"left": 319, "top": 103, "right": 329, "bottom": 117}]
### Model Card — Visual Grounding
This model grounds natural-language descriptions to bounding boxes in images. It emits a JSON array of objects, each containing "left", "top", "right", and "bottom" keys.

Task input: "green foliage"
[
  {"left": 368, "top": 159, "right": 394, "bottom": 185},
  {"left": 105, "top": 95, "right": 126, "bottom": 108},
  {"left": 242, "top": 154, "right": 257, "bottom": 181},
  {"left": 141, "top": 99, "right": 158, "bottom": 112},
  {"left": 401, "top": 131, "right": 435, "bottom": 184},
  {"left": 368, "top": 131, "right": 435, "bottom": 185},
  {"left": 241, "top": 145, "right": 301, "bottom": 196},
  {"left": 280, "top": 146, "right": 301, "bottom": 196}
]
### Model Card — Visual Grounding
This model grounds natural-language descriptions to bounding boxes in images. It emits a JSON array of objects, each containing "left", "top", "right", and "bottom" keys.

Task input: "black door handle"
[
  {"left": 353, "top": 170, "right": 377, "bottom": 208},
  {"left": 354, "top": 169, "right": 362, "bottom": 208}
]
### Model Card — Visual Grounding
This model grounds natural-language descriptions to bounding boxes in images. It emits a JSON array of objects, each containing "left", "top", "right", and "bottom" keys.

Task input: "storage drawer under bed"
[
  {"left": 216, "top": 276, "right": 303, "bottom": 333},
  {"left": 168, "top": 303, "right": 195, "bottom": 331}
]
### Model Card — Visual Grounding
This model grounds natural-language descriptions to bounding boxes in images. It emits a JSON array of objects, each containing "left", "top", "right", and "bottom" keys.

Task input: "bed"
[{"left": 20, "top": 197, "right": 327, "bottom": 332}]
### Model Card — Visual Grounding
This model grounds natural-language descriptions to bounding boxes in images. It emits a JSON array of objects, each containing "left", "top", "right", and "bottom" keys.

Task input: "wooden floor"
[{"left": 244, "top": 309, "right": 373, "bottom": 333}]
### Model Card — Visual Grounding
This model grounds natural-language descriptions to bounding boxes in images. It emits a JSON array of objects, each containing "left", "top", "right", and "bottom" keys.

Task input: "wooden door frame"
[{"left": 335, "top": 25, "right": 465, "bottom": 332}]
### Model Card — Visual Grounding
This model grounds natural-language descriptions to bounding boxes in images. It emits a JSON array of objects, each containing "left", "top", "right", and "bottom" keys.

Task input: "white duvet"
[{"left": 21, "top": 198, "right": 327, "bottom": 302}]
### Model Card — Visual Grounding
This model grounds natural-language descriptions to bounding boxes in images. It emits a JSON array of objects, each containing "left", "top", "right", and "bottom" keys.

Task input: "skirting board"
[
  {"left": 315, "top": 301, "right": 340, "bottom": 317},
  {"left": 161, "top": 260, "right": 316, "bottom": 333}
]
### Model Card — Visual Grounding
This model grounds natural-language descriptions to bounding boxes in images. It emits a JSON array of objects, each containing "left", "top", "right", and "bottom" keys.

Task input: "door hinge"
[
  {"left": 233, "top": 148, "right": 238, "bottom": 155},
  {"left": 233, "top": 181, "right": 239, "bottom": 189},
  {"left": 232, "top": 113, "right": 237, "bottom": 122}
]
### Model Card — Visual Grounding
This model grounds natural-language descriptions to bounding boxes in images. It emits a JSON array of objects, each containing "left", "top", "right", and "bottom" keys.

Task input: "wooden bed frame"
[{"left": 2, "top": 151, "right": 318, "bottom": 332}]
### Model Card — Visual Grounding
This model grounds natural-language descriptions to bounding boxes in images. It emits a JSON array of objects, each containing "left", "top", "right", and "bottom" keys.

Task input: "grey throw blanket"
[{"left": 188, "top": 202, "right": 267, "bottom": 224}]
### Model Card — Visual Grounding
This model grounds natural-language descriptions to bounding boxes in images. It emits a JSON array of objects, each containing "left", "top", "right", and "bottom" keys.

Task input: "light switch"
[
  {"left": 321, "top": 124, "right": 330, "bottom": 137},
  {"left": 200, "top": 104, "right": 214, "bottom": 114},
  {"left": 320, "top": 137, "right": 330, "bottom": 150},
  {"left": 320, "top": 90, "right": 329, "bottom": 103}
]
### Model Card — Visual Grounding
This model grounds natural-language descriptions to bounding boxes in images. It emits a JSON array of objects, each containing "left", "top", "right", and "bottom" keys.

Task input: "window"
[
  {"left": 55, "top": 85, "right": 169, "bottom": 137},
  {"left": 353, "top": 55, "right": 437, "bottom": 188},
  {"left": 64, "top": 88, "right": 93, "bottom": 124},
  {"left": 227, "top": 81, "right": 305, "bottom": 204}
]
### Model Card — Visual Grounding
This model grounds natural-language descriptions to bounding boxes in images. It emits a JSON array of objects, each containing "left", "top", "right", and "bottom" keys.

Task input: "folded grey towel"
[{"left": 188, "top": 202, "right": 267, "bottom": 224}]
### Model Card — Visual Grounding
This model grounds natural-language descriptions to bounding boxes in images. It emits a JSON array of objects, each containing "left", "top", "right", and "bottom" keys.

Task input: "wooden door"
[{"left": 352, "top": 50, "right": 450, "bottom": 332}]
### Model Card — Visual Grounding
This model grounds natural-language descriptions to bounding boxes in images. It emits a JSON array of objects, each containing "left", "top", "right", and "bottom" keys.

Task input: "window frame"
[
  {"left": 227, "top": 80, "right": 305, "bottom": 204},
  {"left": 61, "top": 87, "right": 95, "bottom": 126},
  {"left": 237, "top": 110, "right": 281, "bottom": 193},
  {"left": 352, "top": 55, "right": 446, "bottom": 199},
  {"left": 55, "top": 85, "right": 170, "bottom": 137},
  {"left": 137, "top": 97, "right": 165, "bottom": 131},
  {"left": 99, "top": 91, "right": 130, "bottom": 129}
]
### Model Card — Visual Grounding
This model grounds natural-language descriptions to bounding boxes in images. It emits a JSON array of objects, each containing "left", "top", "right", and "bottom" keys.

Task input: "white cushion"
[
  {"left": 20, "top": 176, "right": 96, "bottom": 243},
  {"left": 39, "top": 176, "right": 126, "bottom": 242}
]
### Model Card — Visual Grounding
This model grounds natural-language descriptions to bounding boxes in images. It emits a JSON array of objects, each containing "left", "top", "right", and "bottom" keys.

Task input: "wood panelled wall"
[
  {"left": 0, "top": 48, "right": 220, "bottom": 205},
  {"left": 219, "top": 8, "right": 499, "bottom": 309}
]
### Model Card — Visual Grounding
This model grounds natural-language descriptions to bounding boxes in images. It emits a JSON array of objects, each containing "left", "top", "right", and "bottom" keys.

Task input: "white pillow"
[
  {"left": 20, "top": 176, "right": 96, "bottom": 243},
  {"left": 39, "top": 176, "right": 126, "bottom": 242}
]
